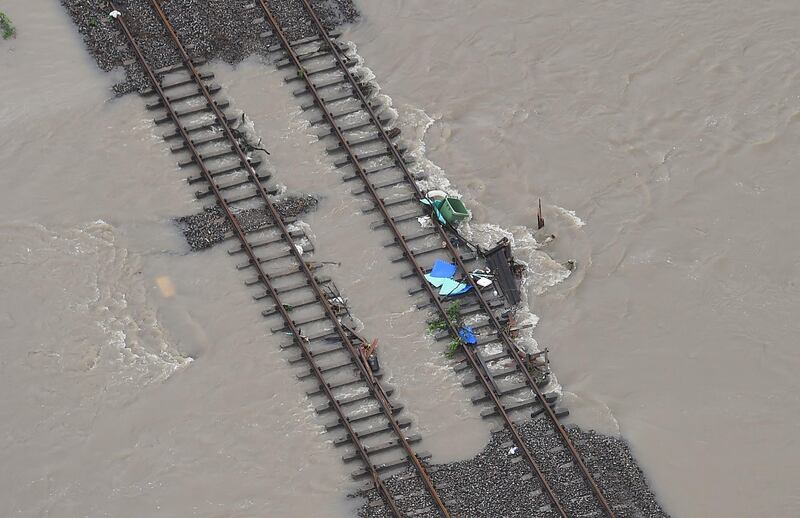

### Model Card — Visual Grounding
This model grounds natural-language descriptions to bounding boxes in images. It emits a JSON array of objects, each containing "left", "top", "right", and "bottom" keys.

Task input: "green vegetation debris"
[
  {"left": 0, "top": 11, "right": 16, "bottom": 40},
  {"left": 427, "top": 302, "right": 462, "bottom": 333},
  {"left": 427, "top": 318, "right": 447, "bottom": 334},
  {"left": 427, "top": 302, "right": 467, "bottom": 357},
  {"left": 446, "top": 302, "right": 462, "bottom": 323},
  {"left": 446, "top": 338, "right": 464, "bottom": 358}
]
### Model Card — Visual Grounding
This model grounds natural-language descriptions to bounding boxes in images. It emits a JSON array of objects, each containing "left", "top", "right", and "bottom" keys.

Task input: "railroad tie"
[
  {"left": 324, "top": 404, "right": 405, "bottom": 431},
  {"left": 287, "top": 342, "right": 342, "bottom": 363},
  {"left": 301, "top": 88, "right": 354, "bottom": 111},
  {"left": 252, "top": 276, "right": 330, "bottom": 298},
  {"left": 382, "top": 230, "right": 436, "bottom": 248},
  {"left": 170, "top": 129, "right": 229, "bottom": 151},
  {"left": 341, "top": 433, "right": 421, "bottom": 462},
  {"left": 154, "top": 100, "right": 230, "bottom": 125},
  {"left": 293, "top": 76, "right": 350, "bottom": 96},
  {"left": 350, "top": 451, "right": 431, "bottom": 479},
  {"left": 146, "top": 84, "right": 221, "bottom": 109},
  {"left": 304, "top": 373, "right": 384, "bottom": 397},
  {"left": 295, "top": 357, "right": 355, "bottom": 380},
  {"left": 228, "top": 230, "right": 303, "bottom": 254},
  {"left": 267, "top": 29, "right": 343, "bottom": 54},
  {"left": 333, "top": 416, "right": 412, "bottom": 445},
  {"left": 187, "top": 158, "right": 264, "bottom": 183},
  {"left": 164, "top": 115, "right": 238, "bottom": 140},
  {"left": 283, "top": 60, "right": 352, "bottom": 82},
  {"left": 140, "top": 71, "right": 215, "bottom": 95},
  {"left": 340, "top": 145, "right": 408, "bottom": 169},
  {"left": 315, "top": 388, "right": 396, "bottom": 414}
]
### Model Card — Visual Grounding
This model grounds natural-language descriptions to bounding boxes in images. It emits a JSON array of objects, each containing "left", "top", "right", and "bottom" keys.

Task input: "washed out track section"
[
  {"left": 107, "top": 2, "right": 451, "bottom": 517},
  {"left": 256, "top": 1, "right": 619, "bottom": 516}
]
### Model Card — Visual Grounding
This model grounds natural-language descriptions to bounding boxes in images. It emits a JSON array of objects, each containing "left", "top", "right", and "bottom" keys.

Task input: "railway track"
[
  {"left": 253, "top": 1, "right": 619, "bottom": 517},
  {"left": 108, "top": 1, "right": 452, "bottom": 516}
]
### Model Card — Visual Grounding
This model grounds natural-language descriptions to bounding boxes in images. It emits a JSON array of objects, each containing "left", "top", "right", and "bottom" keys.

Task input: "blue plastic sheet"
[
  {"left": 438, "top": 278, "right": 472, "bottom": 296},
  {"left": 424, "top": 273, "right": 446, "bottom": 288},
  {"left": 430, "top": 260, "right": 457, "bottom": 279},
  {"left": 424, "top": 259, "right": 470, "bottom": 297},
  {"left": 458, "top": 326, "right": 477, "bottom": 345}
]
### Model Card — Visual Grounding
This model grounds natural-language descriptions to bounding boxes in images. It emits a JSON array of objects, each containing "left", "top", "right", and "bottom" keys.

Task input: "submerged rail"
[
  {"left": 255, "top": 1, "right": 618, "bottom": 516},
  {"left": 108, "top": 1, "right": 451, "bottom": 516}
]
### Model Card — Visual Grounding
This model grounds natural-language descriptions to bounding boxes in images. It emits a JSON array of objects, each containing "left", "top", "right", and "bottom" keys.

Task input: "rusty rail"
[
  {"left": 259, "top": 1, "right": 617, "bottom": 516},
  {"left": 109, "top": 1, "right": 451, "bottom": 516}
]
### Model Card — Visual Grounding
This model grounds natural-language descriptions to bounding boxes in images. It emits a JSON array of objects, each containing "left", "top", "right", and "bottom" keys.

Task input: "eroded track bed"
[
  {"left": 103, "top": 1, "right": 452, "bottom": 516},
  {"left": 258, "top": 2, "right": 620, "bottom": 516},
  {"left": 61, "top": 0, "right": 669, "bottom": 516}
]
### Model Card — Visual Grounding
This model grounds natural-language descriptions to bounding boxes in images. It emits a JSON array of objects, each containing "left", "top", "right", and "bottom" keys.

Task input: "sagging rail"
[
  {"left": 108, "top": 1, "right": 451, "bottom": 516},
  {"left": 256, "top": 1, "right": 617, "bottom": 516}
]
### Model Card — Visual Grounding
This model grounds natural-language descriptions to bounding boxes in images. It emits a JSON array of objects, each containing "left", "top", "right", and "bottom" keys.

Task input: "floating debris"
[
  {"left": 484, "top": 237, "right": 522, "bottom": 306},
  {"left": 424, "top": 259, "right": 472, "bottom": 297},
  {"left": 0, "top": 11, "right": 15, "bottom": 40},
  {"left": 155, "top": 276, "right": 176, "bottom": 298}
]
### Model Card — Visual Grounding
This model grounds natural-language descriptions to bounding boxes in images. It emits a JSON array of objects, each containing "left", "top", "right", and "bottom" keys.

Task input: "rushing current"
[{"left": 1, "top": 1, "right": 799, "bottom": 517}]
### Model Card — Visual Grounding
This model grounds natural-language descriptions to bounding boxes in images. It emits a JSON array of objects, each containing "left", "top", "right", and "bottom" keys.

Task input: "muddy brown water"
[{"left": 1, "top": 1, "right": 799, "bottom": 517}]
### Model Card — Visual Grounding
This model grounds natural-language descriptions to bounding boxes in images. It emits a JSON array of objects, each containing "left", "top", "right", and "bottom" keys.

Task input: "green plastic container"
[{"left": 440, "top": 197, "right": 469, "bottom": 225}]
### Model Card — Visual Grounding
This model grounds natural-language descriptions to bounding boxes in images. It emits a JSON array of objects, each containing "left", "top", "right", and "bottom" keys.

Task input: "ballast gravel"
[
  {"left": 177, "top": 194, "right": 318, "bottom": 250},
  {"left": 355, "top": 420, "right": 669, "bottom": 518},
  {"left": 61, "top": 0, "right": 359, "bottom": 94}
]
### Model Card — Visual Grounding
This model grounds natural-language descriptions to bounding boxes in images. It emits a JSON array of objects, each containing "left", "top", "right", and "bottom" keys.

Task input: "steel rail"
[
  {"left": 255, "top": 2, "right": 571, "bottom": 516},
  {"left": 238, "top": 4, "right": 453, "bottom": 517},
  {"left": 106, "top": 6, "right": 404, "bottom": 515},
  {"left": 268, "top": 2, "right": 617, "bottom": 516},
  {"left": 297, "top": 8, "right": 616, "bottom": 518},
  {"left": 110, "top": 2, "right": 445, "bottom": 516}
]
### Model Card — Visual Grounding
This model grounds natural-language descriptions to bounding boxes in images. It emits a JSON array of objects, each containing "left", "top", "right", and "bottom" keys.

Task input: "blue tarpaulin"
[
  {"left": 424, "top": 273, "right": 446, "bottom": 287},
  {"left": 438, "top": 278, "right": 472, "bottom": 296},
  {"left": 430, "top": 260, "right": 457, "bottom": 279},
  {"left": 458, "top": 326, "right": 477, "bottom": 345},
  {"left": 425, "top": 259, "right": 471, "bottom": 297}
]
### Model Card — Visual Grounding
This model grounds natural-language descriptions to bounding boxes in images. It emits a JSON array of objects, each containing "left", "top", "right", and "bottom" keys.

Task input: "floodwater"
[
  {"left": 1, "top": 1, "right": 798, "bottom": 517},
  {"left": 0, "top": 3, "right": 357, "bottom": 516},
  {"left": 347, "top": 1, "right": 800, "bottom": 516}
]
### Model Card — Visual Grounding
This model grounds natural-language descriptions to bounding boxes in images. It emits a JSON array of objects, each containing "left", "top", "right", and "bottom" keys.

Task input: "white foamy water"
[{"left": 1, "top": 221, "right": 191, "bottom": 382}]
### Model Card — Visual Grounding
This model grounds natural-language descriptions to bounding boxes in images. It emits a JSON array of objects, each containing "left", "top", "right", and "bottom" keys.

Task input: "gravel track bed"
[
  {"left": 61, "top": 0, "right": 358, "bottom": 94},
  {"left": 356, "top": 421, "right": 669, "bottom": 518},
  {"left": 177, "top": 194, "right": 318, "bottom": 250}
]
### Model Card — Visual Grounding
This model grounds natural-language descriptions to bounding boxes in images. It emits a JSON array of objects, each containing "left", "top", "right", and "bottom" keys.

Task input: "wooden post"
[{"left": 537, "top": 198, "right": 545, "bottom": 230}]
